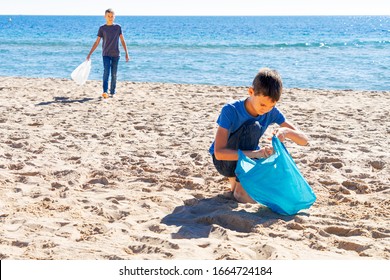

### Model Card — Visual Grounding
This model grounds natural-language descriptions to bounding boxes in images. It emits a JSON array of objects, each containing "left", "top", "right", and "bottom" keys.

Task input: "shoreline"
[
  {"left": 1, "top": 76, "right": 389, "bottom": 93},
  {"left": 0, "top": 77, "right": 389, "bottom": 260}
]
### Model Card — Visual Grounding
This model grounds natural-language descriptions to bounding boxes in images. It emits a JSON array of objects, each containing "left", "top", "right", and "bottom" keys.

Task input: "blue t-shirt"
[
  {"left": 97, "top": 24, "right": 122, "bottom": 57},
  {"left": 209, "top": 98, "right": 286, "bottom": 155}
]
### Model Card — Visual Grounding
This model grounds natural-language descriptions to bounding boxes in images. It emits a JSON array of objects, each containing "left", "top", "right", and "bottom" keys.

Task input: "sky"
[{"left": 1, "top": 0, "right": 389, "bottom": 16}]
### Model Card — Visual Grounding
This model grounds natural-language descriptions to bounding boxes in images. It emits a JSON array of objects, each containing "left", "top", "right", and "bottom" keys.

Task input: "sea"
[{"left": 0, "top": 15, "right": 389, "bottom": 90}]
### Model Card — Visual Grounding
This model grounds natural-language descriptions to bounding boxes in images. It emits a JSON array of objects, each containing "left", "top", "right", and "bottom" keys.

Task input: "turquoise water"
[{"left": 0, "top": 16, "right": 389, "bottom": 90}]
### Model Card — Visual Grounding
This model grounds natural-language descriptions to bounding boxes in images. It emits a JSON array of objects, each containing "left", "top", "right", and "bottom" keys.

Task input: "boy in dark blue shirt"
[
  {"left": 210, "top": 68, "right": 309, "bottom": 203},
  {"left": 87, "top": 8, "right": 129, "bottom": 98}
]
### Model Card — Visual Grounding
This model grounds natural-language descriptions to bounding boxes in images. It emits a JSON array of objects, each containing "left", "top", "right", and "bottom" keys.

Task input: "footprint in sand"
[
  {"left": 337, "top": 240, "right": 371, "bottom": 254},
  {"left": 8, "top": 162, "right": 25, "bottom": 170},
  {"left": 369, "top": 160, "right": 386, "bottom": 170},
  {"left": 11, "top": 241, "right": 29, "bottom": 248},
  {"left": 87, "top": 177, "right": 109, "bottom": 185},
  {"left": 341, "top": 180, "right": 371, "bottom": 194},
  {"left": 148, "top": 224, "right": 166, "bottom": 233},
  {"left": 125, "top": 236, "right": 178, "bottom": 258},
  {"left": 76, "top": 223, "right": 107, "bottom": 241},
  {"left": 324, "top": 226, "right": 369, "bottom": 237},
  {"left": 8, "top": 132, "right": 30, "bottom": 141},
  {"left": 255, "top": 244, "right": 278, "bottom": 259},
  {"left": 4, "top": 219, "right": 26, "bottom": 232}
]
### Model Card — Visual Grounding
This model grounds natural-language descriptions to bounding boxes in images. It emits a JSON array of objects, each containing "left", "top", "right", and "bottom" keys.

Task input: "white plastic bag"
[{"left": 71, "top": 60, "right": 91, "bottom": 85}]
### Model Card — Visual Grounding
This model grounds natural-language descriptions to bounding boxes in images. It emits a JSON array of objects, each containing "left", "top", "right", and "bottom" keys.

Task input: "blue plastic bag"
[{"left": 235, "top": 136, "right": 316, "bottom": 215}]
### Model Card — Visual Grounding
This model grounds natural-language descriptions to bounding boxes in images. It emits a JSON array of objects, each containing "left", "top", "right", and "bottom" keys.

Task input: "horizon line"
[{"left": 2, "top": 14, "right": 389, "bottom": 17}]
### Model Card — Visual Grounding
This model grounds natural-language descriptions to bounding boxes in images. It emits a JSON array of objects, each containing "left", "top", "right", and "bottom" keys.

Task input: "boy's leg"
[
  {"left": 110, "top": 57, "right": 120, "bottom": 95},
  {"left": 228, "top": 120, "right": 261, "bottom": 203},
  {"left": 228, "top": 177, "right": 236, "bottom": 191},
  {"left": 102, "top": 56, "right": 111, "bottom": 94},
  {"left": 234, "top": 182, "right": 256, "bottom": 203},
  {"left": 212, "top": 120, "right": 262, "bottom": 202}
]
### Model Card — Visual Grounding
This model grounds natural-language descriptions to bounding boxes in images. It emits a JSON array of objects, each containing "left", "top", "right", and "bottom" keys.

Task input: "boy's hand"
[
  {"left": 261, "top": 146, "right": 274, "bottom": 158},
  {"left": 251, "top": 146, "right": 274, "bottom": 159},
  {"left": 271, "top": 128, "right": 288, "bottom": 142}
]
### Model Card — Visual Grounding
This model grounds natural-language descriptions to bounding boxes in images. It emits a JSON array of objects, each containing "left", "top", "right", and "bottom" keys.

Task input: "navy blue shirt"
[{"left": 97, "top": 24, "right": 122, "bottom": 57}]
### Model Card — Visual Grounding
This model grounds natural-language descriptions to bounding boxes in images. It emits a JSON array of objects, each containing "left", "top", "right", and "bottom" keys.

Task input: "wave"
[
  {"left": 4, "top": 39, "right": 388, "bottom": 51},
  {"left": 124, "top": 40, "right": 390, "bottom": 53}
]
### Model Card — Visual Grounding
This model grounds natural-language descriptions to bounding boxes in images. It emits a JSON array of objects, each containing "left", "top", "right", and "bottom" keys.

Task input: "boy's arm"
[
  {"left": 277, "top": 121, "right": 309, "bottom": 146},
  {"left": 214, "top": 126, "right": 272, "bottom": 161},
  {"left": 119, "top": 34, "right": 130, "bottom": 62},
  {"left": 87, "top": 37, "right": 101, "bottom": 60}
]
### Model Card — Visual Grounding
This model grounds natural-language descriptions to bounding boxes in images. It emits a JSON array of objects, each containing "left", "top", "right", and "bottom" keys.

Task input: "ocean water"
[{"left": 0, "top": 15, "right": 389, "bottom": 90}]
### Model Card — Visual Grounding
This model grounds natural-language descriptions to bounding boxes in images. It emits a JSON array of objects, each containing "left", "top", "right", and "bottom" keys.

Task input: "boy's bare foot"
[{"left": 233, "top": 182, "right": 256, "bottom": 204}]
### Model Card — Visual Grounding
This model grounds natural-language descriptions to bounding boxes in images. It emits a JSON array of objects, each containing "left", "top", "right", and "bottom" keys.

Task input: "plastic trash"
[
  {"left": 235, "top": 135, "right": 316, "bottom": 215},
  {"left": 71, "top": 60, "right": 91, "bottom": 85}
]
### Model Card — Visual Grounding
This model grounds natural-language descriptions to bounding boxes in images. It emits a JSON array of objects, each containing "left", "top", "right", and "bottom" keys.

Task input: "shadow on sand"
[
  {"left": 161, "top": 194, "right": 305, "bottom": 239},
  {"left": 36, "top": 96, "right": 95, "bottom": 106}
]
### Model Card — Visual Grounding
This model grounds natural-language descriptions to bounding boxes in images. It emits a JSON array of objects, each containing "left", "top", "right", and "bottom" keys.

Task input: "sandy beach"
[{"left": 0, "top": 76, "right": 389, "bottom": 260}]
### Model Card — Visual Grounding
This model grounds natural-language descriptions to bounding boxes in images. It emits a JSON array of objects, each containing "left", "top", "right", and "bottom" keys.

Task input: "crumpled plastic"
[
  {"left": 71, "top": 60, "right": 91, "bottom": 85},
  {"left": 235, "top": 135, "right": 316, "bottom": 215}
]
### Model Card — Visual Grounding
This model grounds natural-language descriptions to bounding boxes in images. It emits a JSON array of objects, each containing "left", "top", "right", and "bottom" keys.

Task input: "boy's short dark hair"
[
  {"left": 252, "top": 68, "right": 283, "bottom": 102},
  {"left": 105, "top": 8, "right": 115, "bottom": 14}
]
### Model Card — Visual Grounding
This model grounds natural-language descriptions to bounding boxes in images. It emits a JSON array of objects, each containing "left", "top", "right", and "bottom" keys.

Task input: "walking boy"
[
  {"left": 87, "top": 8, "right": 130, "bottom": 98},
  {"left": 209, "top": 68, "right": 309, "bottom": 203}
]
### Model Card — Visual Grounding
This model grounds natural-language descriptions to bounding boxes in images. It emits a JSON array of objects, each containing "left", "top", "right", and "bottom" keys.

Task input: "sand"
[{"left": 0, "top": 76, "right": 389, "bottom": 260}]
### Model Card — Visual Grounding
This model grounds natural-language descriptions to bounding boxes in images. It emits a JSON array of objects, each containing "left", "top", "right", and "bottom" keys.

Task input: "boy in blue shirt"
[
  {"left": 209, "top": 68, "right": 308, "bottom": 203},
  {"left": 87, "top": 8, "right": 130, "bottom": 98}
]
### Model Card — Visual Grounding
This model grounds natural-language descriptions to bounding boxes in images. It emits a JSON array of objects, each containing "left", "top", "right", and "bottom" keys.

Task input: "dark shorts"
[
  {"left": 211, "top": 119, "right": 262, "bottom": 180},
  {"left": 212, "top": 153, "right": 238, "bottom": 178}
]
